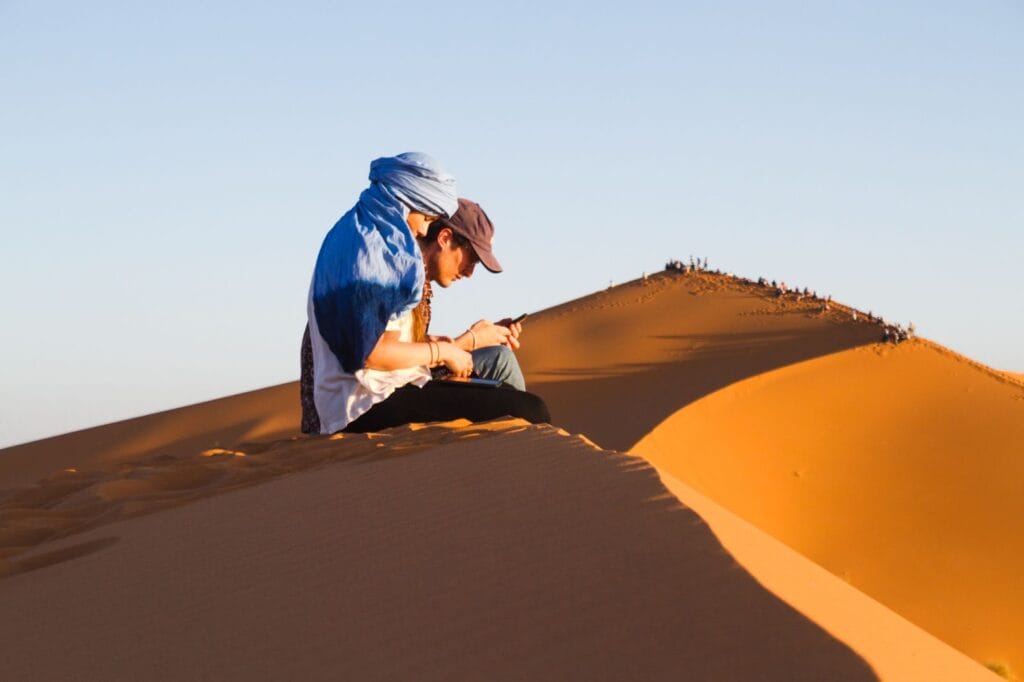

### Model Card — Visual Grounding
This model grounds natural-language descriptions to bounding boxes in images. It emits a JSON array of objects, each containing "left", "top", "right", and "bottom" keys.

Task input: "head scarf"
[{"left": 311, "top": 152, "right": 457, "bottom": 373}]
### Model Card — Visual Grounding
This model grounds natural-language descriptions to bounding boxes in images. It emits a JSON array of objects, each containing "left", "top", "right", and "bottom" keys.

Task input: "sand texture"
[
  {"left": 0, "top": 420, "right": 992, "bottom": 681},
  {"left": 0, "top": 269, "right": 1014, "bottom": 679}
]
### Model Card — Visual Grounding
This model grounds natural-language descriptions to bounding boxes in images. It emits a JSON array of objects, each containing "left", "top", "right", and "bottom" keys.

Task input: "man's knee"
[{"left": 473, "top": 346, "right": 526, "bottom": 391}]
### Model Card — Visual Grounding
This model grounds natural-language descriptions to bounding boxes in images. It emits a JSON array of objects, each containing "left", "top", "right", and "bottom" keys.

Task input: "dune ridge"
[
  {"left": 516, "top": 270, "right": 886, "bottom": 451},
  {"left": 1000, "top": 370, "right": 1024, "bottom": 385},
  {"left": 916, "top": 337, "right": 1024, "bottom": 390}
]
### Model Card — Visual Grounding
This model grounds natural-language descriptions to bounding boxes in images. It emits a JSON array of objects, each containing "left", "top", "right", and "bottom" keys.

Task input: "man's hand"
[
  {"left": 438, "top": 342, "right": 473, "bottom": 377},
  {"left": 464, "top": 319, "right": 515, "bottom": 350},
  {"left": 494, "top": 318, "right": 523, "bottom": 351}
]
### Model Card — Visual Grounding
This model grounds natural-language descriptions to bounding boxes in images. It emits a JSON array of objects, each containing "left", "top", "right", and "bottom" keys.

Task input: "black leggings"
[{"left": 343, "top": 381, "right": 550, "bottom": 433}]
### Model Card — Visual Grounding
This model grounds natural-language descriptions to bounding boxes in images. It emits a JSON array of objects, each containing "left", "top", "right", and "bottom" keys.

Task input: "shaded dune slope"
[{"left": 0, "top": 420, "right": 992, "bottom": 680}]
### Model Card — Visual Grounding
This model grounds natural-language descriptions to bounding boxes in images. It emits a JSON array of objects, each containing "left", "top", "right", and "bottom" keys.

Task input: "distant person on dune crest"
[{"left": 300, "top": 153, "right": 549, "bottom": 435}]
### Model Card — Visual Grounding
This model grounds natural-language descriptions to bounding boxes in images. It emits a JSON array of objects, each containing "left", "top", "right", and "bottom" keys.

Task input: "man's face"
[{"left": 427, "top": 228, "right": 479, "bottom": 287}]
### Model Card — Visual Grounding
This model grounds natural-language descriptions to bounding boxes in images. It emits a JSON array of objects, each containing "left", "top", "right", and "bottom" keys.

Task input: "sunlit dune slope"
[
  {"left": 632, "top": 339, "right": 1024, "bottom": 676},
  {"left": 0, "top": 382, "right": 299, "bottom": 487},
  {"left": 0, "top": 420, "right": 993, "bottom": 680},
  {"left": 517, "top": 271, "right": 882, "bottom": 450}
]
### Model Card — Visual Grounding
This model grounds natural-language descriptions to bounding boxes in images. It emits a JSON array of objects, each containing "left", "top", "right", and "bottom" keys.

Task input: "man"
[
  {"left": 414, "top": 198, "right": 527, "bottom": 392},
  {"left": 301, "top": 196, "right": 532, "bottom": 434}
]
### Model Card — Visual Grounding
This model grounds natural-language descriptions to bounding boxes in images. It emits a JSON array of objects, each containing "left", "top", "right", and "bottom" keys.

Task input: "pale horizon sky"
[{"left": 2, "top": 1, "right": 1022, "bottom": 448}]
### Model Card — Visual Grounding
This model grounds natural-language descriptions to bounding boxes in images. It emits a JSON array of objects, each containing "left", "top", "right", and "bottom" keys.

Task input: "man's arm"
[{"left": 365, "top": 331, "right": 473, "bottom": 376}]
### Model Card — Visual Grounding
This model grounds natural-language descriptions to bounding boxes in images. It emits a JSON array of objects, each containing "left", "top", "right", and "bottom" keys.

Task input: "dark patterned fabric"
[
  {"left": 300, "top": 326, "right": 320, "bottom": 434},
  {"left": 300, "top": 281, "right": 433, "bottom": 435}
]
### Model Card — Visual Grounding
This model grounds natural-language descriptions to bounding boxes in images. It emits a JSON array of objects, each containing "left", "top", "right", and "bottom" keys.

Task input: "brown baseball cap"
[{"left": 437, "top": 198, "right": 503, "bottom": 273}]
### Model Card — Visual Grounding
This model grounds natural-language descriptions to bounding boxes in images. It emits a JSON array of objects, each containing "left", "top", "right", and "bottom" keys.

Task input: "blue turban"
[{"left": 311, "top": 152, "right": 458, "bottom": 373}]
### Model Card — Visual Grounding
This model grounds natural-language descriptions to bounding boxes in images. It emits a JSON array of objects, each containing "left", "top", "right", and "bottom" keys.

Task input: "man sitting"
[
  {"left": 301, "top": 197, "right": 532, "bottom": 434},
  {"left": 414, "top": 198, "right": 527, "bottom": 392}
]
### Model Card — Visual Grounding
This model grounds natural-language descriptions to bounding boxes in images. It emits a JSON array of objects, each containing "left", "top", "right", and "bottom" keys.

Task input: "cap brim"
[{"left": 469, "top": 239, "right": 503, "bottom": 273}]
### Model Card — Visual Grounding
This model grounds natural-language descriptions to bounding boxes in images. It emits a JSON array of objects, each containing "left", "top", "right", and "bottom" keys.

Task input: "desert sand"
[
  {"left": 0, "top": 420, "right": 990, "bottom": 680},
  {"left": 1, "top": 269, "right": 1015, "bottom": 679},
  {"left": 0, "top": 382, "right": 299, "bottom": 487},
  {"left": 633, "top": 338, "right": 1024, "bottom": 675}
]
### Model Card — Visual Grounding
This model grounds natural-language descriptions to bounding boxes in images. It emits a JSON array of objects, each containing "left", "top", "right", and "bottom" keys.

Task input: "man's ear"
[{"left": 436, "top": 227, "right": 455, "bottom": 249}]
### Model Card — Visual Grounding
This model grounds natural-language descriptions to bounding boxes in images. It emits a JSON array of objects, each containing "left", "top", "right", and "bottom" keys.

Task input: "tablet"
[{"left": 437, "top": 377, "right": 503, "bottom": 388}]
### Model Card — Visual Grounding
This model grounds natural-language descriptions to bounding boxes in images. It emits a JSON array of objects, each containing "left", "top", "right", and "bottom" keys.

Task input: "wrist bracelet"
[{"left": 468, "top": 329, "right": 477, "bottom": 351}]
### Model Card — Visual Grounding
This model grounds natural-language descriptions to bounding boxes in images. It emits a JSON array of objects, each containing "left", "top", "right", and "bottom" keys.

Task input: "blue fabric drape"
[{"left": 311, "top": 153, "right": 457, "bottom": 373}]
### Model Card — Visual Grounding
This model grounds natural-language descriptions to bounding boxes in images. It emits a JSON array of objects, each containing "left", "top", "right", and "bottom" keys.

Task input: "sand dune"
[
  {"left": 0, "top": 420, "right": 993, "bottom": 680},
  {"left": 660, "top": 471, "right": 993, "bottom": 681},
  {"left": 0, "top": 382, "right": 298, "bottom": 487},
  {"left": 514, "top": 271, "right": 1021, "bottom": 675},
  {"left": 516, "top": 271, "right": 883, "bottom": 451},
  {"left": 632, "top": 338, "right": 1024, "bottom": 676},
  {"left": 0, "top": 268, "right": 1016, "bottom": 678}
]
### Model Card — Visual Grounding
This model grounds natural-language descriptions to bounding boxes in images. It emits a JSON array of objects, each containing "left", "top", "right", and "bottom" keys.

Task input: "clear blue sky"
[{"left": 2, "top": 1, "right": 1021, "bottom": 447}]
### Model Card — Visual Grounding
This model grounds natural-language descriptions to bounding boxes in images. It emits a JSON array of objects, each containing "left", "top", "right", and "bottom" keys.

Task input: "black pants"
[{"left": 343, "top": 381, "right": 551, "bottom": 433}]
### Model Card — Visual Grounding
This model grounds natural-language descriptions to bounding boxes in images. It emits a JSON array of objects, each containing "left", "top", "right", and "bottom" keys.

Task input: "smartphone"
[{"left": 510, "top": 313, "right": 528, "bottom": 324}]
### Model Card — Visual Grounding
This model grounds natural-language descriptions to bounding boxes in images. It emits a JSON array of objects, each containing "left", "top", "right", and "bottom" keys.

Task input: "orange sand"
[
  {"left": 632, "top": 339, "right": 1024, "bottom": 675},
  {"left": 0, "top": 420, "right": 992, "bottom": 680},
  {"left": 0, "top": 382, "right": 298, "bottom": 487},
  {"left": 660, "top": 471, "right": 992, "bottom": 680},
  {"left": 0, "top": 269, "right": 1014, "bottom": 678},
  {"left": 516, "top": 271, "right": 883, "bottom": 451}
]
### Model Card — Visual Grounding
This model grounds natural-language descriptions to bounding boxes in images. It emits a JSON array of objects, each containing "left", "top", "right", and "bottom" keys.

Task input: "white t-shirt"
[{"left": 307, "top": 288, "right": 430, "bottom": 434}]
